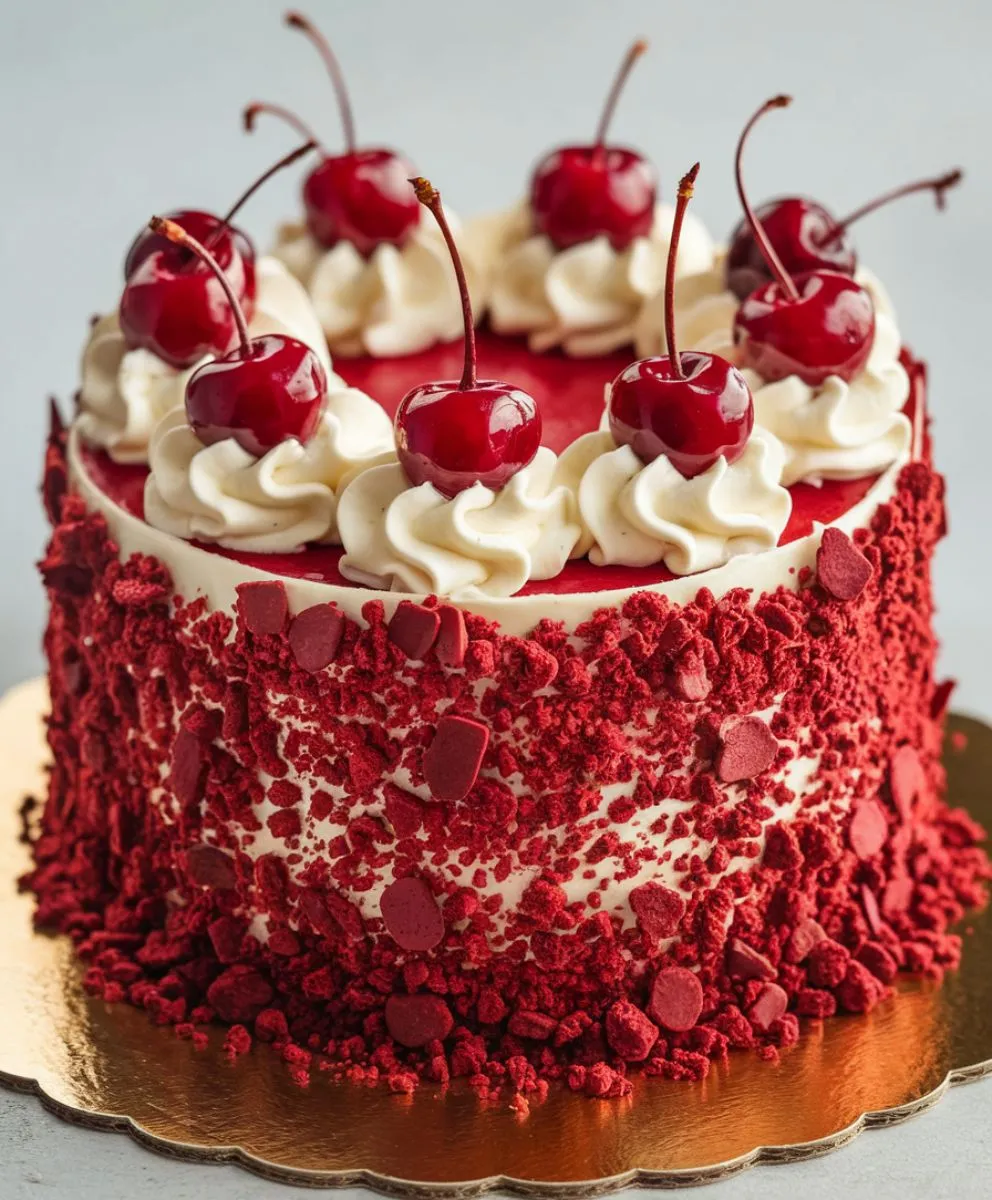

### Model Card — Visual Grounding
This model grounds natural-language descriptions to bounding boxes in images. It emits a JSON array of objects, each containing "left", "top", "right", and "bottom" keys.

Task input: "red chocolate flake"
[
  {"left": 508, "top": 1011, "right": 558, "bottom": 1040},
  {"left": 236, "top": 581, "right": 288, "bottom": 635},
  {"left": 385, "top": 994, "right": 453, "bottom": 1048},
  {"left": 42, "top": 399, "right": 67, "bottom": 526},
  {"left": 816, "top": 527, "right": 873, "bottom": 601},
  {"left": 288, "top": 604, "right": 344, "bottom": 672},
  {"left": 184, "top": 845, "right": 237, "bottom": 889},
  {"left": 747, "top": 982, "right": 788, "bottom": 1034},
  {"left": 388, "top": 601, "right": 440, "bottom": 660},
  {"left": 605, "top": 1001, "right": 659, "bottom": 1062},
  {"left": 301, "top": 889, "right": 365, "bottom": 942},
  {"left": 890, "top": 745, "right": 924, "bottom": 820},
  {"left": 629, "top": 882, "right": 685, "bottom": 941},
  {"left": 716, "top": 716, "right": 778, "bottom": 784},
  {"left": 931, "top": 679, "right": 956, "bottom": 721},
  {"left": 784, "top": 918, "right": 826, "bottom": 964},
  {"left": 849, "top": 799, "right": 888, "bottom": 860},
  {"left": 435, "top": 605, "right": 468, "bottom": 668},
  {"left": 726, "top": 938, "right": 776, "bottom": 982},
  {"left": 857, "top": 941, "right": 898, "bottom": 984},
  {"left": 423, "top": 715, "right": 489, "bottom": 801},
  {"left": 861, "top": 884, "right": 884, "bottom": 937},
  {"left": 379, "top": 877, "right": 444, "bottom": 952},
  {"left": 207, "top": 966, "right": 273, "bottom": 1024},
  {"left": 648, "top": 967, "right": 704, "bottom": 1033},
  {"left": 208, "top": 915, "right": 246, "bottom": 964},
  {"left": 170, "top": 727, "right": 207, "bottom": 809}
]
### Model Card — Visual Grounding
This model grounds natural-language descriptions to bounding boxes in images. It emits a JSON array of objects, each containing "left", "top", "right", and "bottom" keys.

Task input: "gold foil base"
[{"left": 1, "top": 677, "right": 991, "bottom": 1195}]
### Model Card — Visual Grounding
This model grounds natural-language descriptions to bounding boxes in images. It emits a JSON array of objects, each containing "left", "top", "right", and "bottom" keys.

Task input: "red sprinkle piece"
[
  {"left": 207, "top": 966, "right": 273, "bottom": 1024},
  {"left": 784, "top": 918, "right": 826, "bottom": 964},
  {"left": 816, "top": 528, "right": 873, "bottom": 601},
  {"left": 423, "top": 715, "right": 489, "bottom": 801},
  {"left": 288, "top": 604, "right": 344, "bottom": 672},
  {"left": 890, "top": 744, "right": 924, "bottom": 820},
  {"left": 170, "top": 727, "right": 206, "bottom": 809},
  {"left": 236, "top": 581, "right": 288, "bottom": 635},
  {"left": 185, "top": 845, "right": 236, "bottom": 890},
  {"left": 747, "top": 982, "right": 788, "bottom": 1033},
  {"left": 380, "top": 877, "right": 445, "bottom": 952},
  {"left": 716, "top": 715, "right": 778, "bottom": 783},
  {"left": 605, "top": 1000, "right": 660, "bottom": 1062},
  {"left": 388, "top": 601, "right": 440, "bottom": 660},
  {"left": 435, "top": 605, "right": 468, "bottom": 668},
  {"left": 931, "top": 679, "right": 956, "bottom": 721},
  {"left": 726, "top": 938, "right": 776, "bottom": 982},
  {"left": 648, "top": 966, "right": 704, "bottom": 1032},
  {"left": 629, "top": 882, "right": 685, "bottom": 941},
  {"left": 385, "top": 994, "right": 453, "bottom": 1048},
  {"left": 849, "top": 799, "right": 888, "bottom": 859}
]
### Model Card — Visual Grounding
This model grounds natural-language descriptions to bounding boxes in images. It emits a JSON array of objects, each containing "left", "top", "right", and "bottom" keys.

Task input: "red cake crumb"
[{"left": 26, "top": 442, "right": 991, "bottom": 1103}]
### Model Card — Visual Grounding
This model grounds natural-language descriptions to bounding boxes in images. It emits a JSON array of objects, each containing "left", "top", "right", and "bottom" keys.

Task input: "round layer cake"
[{"left": 28, "top": 48, "right": 989, "bottom": 1099}]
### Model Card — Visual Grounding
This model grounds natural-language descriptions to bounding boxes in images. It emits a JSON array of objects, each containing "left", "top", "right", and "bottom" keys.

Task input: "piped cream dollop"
[
  {"left": 575, "top": 430, "right": 792, "bottom": 574},
  {"left": 336, "top": 443, "right": 600, "bottom": 597},
  {"left": 475, "top": 202, "right": 716, "bottom": 357},
  {"left": 143, "top": 387, "right": 394, "bottom": 553},
  {"left": 273, "top": 210, "right": 485, "bottom": 357},
  {"left": 77, "top": 257, "right": 335, "bottom": 465}
]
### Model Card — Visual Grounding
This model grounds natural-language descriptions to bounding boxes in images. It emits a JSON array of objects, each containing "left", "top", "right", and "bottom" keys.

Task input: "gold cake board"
[{"left": 1, "top": 676, "right": 990, "bottom": 1195}]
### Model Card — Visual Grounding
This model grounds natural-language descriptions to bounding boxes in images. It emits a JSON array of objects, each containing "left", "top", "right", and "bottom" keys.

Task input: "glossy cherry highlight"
[
  {"left": 394, "top": 178, "right": 542, "bottom": 498},
  {"left": 730, "top": 97, "right": 876, "bottom": 387},
  {"left": 609, "top": 164, "right": 754, "bottom": 478},
  {"left": 244, "top": 11, "right": 420, "bottom": 257},
  {"left": 530, "top": 39, "right": 656, "bottom": 251},
  {"left": 148, "top": 217, "right": 328, "bottom": 458}
]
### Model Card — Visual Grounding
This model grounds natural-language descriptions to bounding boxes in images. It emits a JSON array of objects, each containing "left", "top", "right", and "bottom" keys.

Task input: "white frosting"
[
  {"left": 77, "top": 257, "right": 336, "bottom": 465},
  {"left": 576, "top": 430, "right": 792, "bottom": 574},
  {"left": 635, "top": 265, "right": 911, "bottom": 486},
  {"left": 274, "top": 210, "right": 485, "bottom": 358},
  {"left": 143, "top": 388, "right": 394, "bottom": 553},
  {"left": 479, "top": 202, "right": 716, "bottom": 357},
  {"left": 336, "top": 445, "right": 595, "bottom": 597}
]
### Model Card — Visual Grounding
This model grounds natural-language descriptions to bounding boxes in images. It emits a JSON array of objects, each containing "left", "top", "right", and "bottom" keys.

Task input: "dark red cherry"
[
  {"left": 148, "top": 217, "right": 327, "bottom": 457},
  {"left": 730, "top": 98, "right": 877, "bottom": 387},
  {"left": 123, "top": 210, "right": 252, "bottom": 284},
  {"left": 244, "top": 13, "right": 419, "bottom": 257},
  {"left": 608, "top": 164, "right": 754, "bottom": 478},
  {"left": 394, "top": 178, "right": 542, "bottom": 498},
  {"left": 530, "top": 40, "right": 656, "bottom": 251},
  {"left": 734, "top": 270, "right": 875, "bottom": 387}
]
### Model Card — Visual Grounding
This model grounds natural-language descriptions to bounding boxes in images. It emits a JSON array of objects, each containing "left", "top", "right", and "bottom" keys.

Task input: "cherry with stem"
[{"left": 663, "top": 162, "right": 701, "bottom": 379}]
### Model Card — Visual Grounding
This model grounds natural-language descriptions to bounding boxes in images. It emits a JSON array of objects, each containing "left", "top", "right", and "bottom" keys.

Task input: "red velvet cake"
[{"left": 28, "top": 25, "right": 988, "bottom": 1103}]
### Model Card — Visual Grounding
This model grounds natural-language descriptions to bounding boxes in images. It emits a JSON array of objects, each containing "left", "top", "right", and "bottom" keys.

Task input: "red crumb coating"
[{"left": 28, "top": 429, "right": 990, "bottom": 1102}]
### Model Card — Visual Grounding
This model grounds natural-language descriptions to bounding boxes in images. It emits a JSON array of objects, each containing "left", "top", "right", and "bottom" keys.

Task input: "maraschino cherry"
[
  {"left": 147, "top": 217, "right": 328, "bottom": 458},
  {"left": 530, "top": 39, "right": 656, "bottom": 251},
  {"left": 119, "top": 142, "right": 314, "bottom": 370},
  {"left": 725, "top": 99, "right": 962, "bottom": 298},
  {"left": 244, "top": 10, "right": 419, "bottom": 257},
  {"left": 608, "top": 164, "right": 754, "bottom": 478},
  {"left": 394, "top": 178, "right": 542, "bottom": 498},
  {"left": 731, "top": 98, "right": 875, "bottom": 388}
]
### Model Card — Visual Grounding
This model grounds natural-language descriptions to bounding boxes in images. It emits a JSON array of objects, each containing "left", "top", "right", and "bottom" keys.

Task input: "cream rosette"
[
  {"left": 143, "top": 387, "right": 394, "bottom": 553},
  {"left": 77, "top": 257, "right": 335, "bottom": 465}
]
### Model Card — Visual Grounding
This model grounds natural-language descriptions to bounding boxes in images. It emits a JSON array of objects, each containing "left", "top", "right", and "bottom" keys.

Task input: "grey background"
[{"left": 1, "top": 0, "right": 990, "bottom": 1195}]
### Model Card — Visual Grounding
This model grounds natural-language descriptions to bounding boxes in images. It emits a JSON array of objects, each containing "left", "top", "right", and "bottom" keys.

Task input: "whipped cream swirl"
[
  {"left": 575, "top": 430, "right": 792, "bottom": 574},
  {"left": 274, "top": 210, "right": 485, "bottom": 357},
  {"left": 636, "top": 265, "right": 911, "bottom": 486},
  {"left": 477, "top": 202, "right": 716, "bottom": 357},
  {"left": 77, "top": 257, "right": 335, "bottom": 465},
  {"left": 336, "top": 444, "right": 599, "bottom": 597},
  {"left": 144, "top": 387, "right": 394, "bottom": 553}
]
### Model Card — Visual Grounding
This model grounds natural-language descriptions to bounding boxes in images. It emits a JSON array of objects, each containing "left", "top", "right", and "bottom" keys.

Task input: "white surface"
[{"left": 1, "top": 0, "right": 990, "bottom": 1194}]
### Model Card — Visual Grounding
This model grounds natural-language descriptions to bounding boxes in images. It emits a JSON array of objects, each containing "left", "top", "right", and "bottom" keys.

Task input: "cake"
[{"left": 27, "top": 19, "right": 989, "bottom": 1103}]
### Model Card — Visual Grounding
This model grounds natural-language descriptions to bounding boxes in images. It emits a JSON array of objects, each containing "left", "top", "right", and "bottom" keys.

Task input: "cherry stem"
[
  {"left": 410, "top": 177, "right": 476, "bottom": 391},
  {"left": 594, "top": 39, "right": 648, "bottom": 150},
  {"left": 285, "top": 10, "right": 356, "bottom": 153},
  {"left": 818, "top": 167, "right": 964, "bottom": 247},
  {"left": 665, "top": 164, "right": 700, "bottom": 381},
  {"left": 735, "top": 95, "right": 800, "bottom": 302},
  {"left": 243, "top": 101, "right": 329, "bottom": 156},
  {"left": 220, "top": 140, "right": 316, "bottom": 228},
  {"left": 149, "top": 217, "right": 252, "bottom": 359}
]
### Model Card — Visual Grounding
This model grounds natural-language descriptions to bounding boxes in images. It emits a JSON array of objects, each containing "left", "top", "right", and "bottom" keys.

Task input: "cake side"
[{"left": 28, "top": 403, "right": 989, "bottom": 1097}]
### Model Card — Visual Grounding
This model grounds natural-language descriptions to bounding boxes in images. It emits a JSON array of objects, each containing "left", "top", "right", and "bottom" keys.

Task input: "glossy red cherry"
[
  {"left": 148, "top": 217, "right": 328, "bottom": 457},
  {"left": 609, "top": 164, "right": 754, "bottom": 478},
  {"left": 244, "top": 12, "right": 419, "bottom": 257},
  {"left": 395, "top": 179, "right": 542, "bottom": 498},
  {"left": 730, "top": 97, "right": 876, "bottom": 387},
  {"left": 530, "top": 40, "right": 656, "bottom": 251}
]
